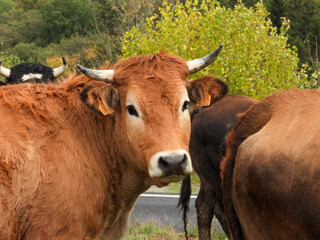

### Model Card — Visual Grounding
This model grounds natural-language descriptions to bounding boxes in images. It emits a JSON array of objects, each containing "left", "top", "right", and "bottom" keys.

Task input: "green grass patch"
[
  {"left": 167, "top": 172, "right": 201, "bottom": 194},
  {"left": 123, "top": 220, "right": 193, "bottom": 240},
  {"left": 124, "top": 220, "right": 227, "bottom": 240}
]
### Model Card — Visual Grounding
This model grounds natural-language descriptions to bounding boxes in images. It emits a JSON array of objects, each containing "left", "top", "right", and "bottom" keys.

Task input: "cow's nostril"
[
  {"left": 181, "top": 154, "right": 187, "bottom": 167},
  {"left": 158, "top": 153, "right": 188, "bottom": 175},
  {"left": 148, "top": 151, "right": 192, "bottom": 178},
  {"left": 159, "top": 157, "right": 169, "bottom": 171}
]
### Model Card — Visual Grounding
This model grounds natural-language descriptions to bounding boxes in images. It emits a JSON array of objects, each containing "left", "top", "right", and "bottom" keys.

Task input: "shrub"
[
  {"left": 0, "top": 54, "right": 21, "bottom": 83},
  {"left": 121, "top": 0, "right": 312, "bottom": 99}
]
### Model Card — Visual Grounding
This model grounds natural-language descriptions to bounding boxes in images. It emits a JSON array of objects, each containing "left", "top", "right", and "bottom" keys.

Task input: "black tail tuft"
[{"left": 177, "top": 174, "right": 192, "bottom": 240}]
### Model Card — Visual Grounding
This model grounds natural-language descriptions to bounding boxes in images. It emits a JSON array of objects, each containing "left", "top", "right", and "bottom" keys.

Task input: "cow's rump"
[{"left": 222, "top": 89, "right": 320, "bottom": 240}]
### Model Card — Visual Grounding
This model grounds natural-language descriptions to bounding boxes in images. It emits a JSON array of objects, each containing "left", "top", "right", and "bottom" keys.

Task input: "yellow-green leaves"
[{"left": 121, "top": 0, "right": 312, "bottom": 100}]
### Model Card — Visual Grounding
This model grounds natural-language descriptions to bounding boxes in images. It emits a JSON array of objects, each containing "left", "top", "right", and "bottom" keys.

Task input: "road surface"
[{"left": 130, "top": 192, "right": 223, "bottom": 233}]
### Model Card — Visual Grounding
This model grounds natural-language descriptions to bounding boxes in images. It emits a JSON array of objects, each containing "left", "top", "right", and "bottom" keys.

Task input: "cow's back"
[
  {"left": 190, "top": 95, "right": 257, "bottom": 191},
  {"left": 0, "top": 92, "right": 40, "bottom": 238},
  {"left": 222, "top": 89, "right": 320, "bottom": 240}
]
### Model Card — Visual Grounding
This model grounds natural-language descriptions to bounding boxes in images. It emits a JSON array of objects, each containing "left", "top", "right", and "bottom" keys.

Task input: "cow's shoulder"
[{"left": 191, "top": 95, "right": 257, "bottom": 148}]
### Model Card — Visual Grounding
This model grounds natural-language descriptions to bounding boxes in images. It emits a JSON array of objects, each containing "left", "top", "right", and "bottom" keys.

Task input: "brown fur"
[
  {"left": 0, "top": 52, "right": 227, "bottom": 239},
  {"left": 221, "top": 89, "right": 320, "bottom": 240},
  {"left": 188, "top": 95, "right": 257, "bottom": 240}
]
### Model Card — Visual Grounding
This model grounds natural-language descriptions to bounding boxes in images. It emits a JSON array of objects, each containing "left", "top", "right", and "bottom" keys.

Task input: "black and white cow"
[{"left": 0, "top": 57, "right": 67, "bottom": 85}]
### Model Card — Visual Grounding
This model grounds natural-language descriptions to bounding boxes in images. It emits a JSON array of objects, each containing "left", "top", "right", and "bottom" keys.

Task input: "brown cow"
[
  {"left": 0, "top": 45, "right": 228, "bottom": 239},
  {"left": 221, "top": 89, "right": 320, "bottom": 240}
]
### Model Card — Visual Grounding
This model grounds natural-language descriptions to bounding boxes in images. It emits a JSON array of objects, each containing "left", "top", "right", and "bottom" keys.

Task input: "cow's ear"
[
  {"left": 187, "top": 76, "right": 228, "bottom": 107},
  {"left": 81, "top": 83, "right": 119, "bottom": 116}
]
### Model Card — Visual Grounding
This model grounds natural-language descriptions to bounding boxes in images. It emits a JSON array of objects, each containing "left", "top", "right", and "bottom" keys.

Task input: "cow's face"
[
  {"left": 80, "top": 46, "right": 228, "bottom": 186},
  {"left": 116, "top": 72, "right": 192, "bottom": 185}
]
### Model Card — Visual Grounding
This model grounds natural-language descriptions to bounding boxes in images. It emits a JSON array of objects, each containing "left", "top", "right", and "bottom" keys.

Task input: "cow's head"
[
  {"left": 79, "top": 45, "right": 228, "bottom": 186},
  {"left": 0, "top": 57, "right": 68, "bottom": 84}
]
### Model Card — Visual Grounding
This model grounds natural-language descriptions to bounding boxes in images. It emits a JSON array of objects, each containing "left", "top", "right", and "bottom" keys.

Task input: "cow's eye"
[
  {"left": 126, "top": 105, "right": 139, "bottom": 117},
  {"left": 182, "top": 101, "right": 190, "bottom": 112}
]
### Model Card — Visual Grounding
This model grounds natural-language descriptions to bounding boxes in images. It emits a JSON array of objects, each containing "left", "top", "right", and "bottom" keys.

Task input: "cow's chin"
[{"left": 153, "top": 175, "right": 185, "bottom": 187}]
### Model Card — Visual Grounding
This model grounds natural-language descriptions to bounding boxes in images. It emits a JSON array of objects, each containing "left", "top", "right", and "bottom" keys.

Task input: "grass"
[
  {"left": 124, "top": 220, "right": 228, "bottom": 240},
  {"left": 159, "top": 172, "right": 201, "bottom": 194},
  {"left": 126, "top": 173, "right": 228, "bottom": 240}
]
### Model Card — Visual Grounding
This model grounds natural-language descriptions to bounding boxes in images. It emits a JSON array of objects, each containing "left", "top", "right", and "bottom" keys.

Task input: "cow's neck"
[{"left": 68, "top": 102, "right": 151, "bottom": 235}]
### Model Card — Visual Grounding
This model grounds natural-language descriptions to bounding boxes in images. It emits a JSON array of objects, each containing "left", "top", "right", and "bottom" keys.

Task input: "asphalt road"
[{"left": 130, "top": 192, "right": 223, "bottom": 233}]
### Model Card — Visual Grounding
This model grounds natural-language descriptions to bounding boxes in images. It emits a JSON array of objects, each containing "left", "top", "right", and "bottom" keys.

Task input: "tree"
[
  {"left": 121, "top": 0, "right": 311, "bottom": 99},
  {"left": 15, "top": 0, "right": 48, "bottom": 10},
  {"left": 218, "top": 0, "right": 258, "bottom": 8},
  {"left": 0, "top": 0, "right": 15, "bottom": 14},
  {"left": 265, "top": 0, "right": 320, "bottom": 65},
  {"left": 7, "top": 42, "right": 40, "bottom": 62},
  {"left": 40, "top": 0, "right": 100, "bottom": 44},
  {"left": 0, "top": 9, "right": 45, "bottom": 51},
  {"left": 217, "top": 0, "right": 320, "bottom": 67}
]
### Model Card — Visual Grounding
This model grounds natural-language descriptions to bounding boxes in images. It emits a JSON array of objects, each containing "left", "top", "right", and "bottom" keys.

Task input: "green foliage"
[
  {"left": 90, "top": 0, "right": 164, "bottom": 64},
  {"left": 76, "top": 33, "right": 121, "bottom": 67},
  {"left": 0, "top": 54, "right": 21, "bottom": 82},
  {"left": 0, "top": 0, "right": 316, "bottom": 87},
  {"left": 0, "top": 9, "right": 45, "bottom": 50},
  {"left": 0, "top": 55, "right": 21, "bottom": 68},
  {"left": 122, "top": 0, "right": 311, "bottom": 99},
  {"left": 40, "top": 0, "right": 100, "bottom": 44},
  {"left": 7, "top": 42, "right": 40, "bottom": 62},
  {"left": 0, "top": 0, "right": 15, "bottom": 14},
  {"left": 218, "top": 0, "right": 320, "bottom": 67},
  {"left": 111, "top": 0, "right": 163, "bottom": 33},
  {"left": 263, "top": 0, "right": 320, "bottom": 66},
  {"left": 218, "top": 0, "right": 258, "bottom": 8},
  {"left": 212, "top": 231, "right": 228, "bottom": 240},
  {"left": 16, "top": 0, "right": 49, "bottom": 10}
]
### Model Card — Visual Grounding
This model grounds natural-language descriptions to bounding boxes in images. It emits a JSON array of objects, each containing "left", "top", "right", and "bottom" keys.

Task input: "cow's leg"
[
  {"left": 100, "top": 205, "right": 133, "bottom": 240},
  {"left": 214, "top": 199, "right": 231, "bottom": 239},
  {"left": 196, "top": 182, "right": 215, "bottom": 240}
]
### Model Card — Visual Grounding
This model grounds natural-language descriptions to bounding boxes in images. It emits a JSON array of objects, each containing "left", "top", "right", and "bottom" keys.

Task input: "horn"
[
  {"left": 0, "top": 60, "right": 11, "bottom": 78},
  {"left": 187, "top": 44, "right": 223, "bottom": 74},
  {"left": 53, "top": 56, "right": 68, "bottom": 77},
  {"left": 77, "top": 64, "right": 114, "bottom": 83}
]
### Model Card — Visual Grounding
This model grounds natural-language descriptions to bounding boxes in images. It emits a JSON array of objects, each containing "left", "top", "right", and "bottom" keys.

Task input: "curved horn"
[
  {"left": 53, "top": 56, "right": 68, "bottom": 77},
  {"left": 77, "top": 64, "right": 114, "bottom": 83},
  {"left": 187, "top": 44, "right": 223, "bottom": 74},
  {"left": 0, "top": 60, "right": 11, "bottom": 78}
]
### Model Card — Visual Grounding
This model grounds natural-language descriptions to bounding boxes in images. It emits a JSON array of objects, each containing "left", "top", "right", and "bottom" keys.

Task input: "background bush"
[
  {"left": 0, "top": 0, "right": 319, "bottom": 92},
  {"left": 121, "top": 0, "right": 313, "bottom": 99}
]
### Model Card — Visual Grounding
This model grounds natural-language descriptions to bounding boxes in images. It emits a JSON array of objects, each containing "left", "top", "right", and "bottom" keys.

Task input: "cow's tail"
[
  {"left": 220, "top": 97, "right": 273, "bottom": 240},
  {"left": 177, "top": 174, "right": 191, "bottom": 240}
]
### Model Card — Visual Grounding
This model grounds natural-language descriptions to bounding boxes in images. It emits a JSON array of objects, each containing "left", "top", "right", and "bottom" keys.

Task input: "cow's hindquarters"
[{"left": 233, "top": 116, "right": 320, "bottom": 240}]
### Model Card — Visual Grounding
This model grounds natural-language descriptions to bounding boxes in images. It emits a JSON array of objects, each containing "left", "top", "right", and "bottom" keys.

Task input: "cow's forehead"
[
  {"left": 113, "top": 52, "right": 189, "bottom": 84},
  {"left": 125, "top": 78, "right": 188, "bottom": 105},
  {"left": 113, "top": 52, "right": 189, "bottom": 106}
]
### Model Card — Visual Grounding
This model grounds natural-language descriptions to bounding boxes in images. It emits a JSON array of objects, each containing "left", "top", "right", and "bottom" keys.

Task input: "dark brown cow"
[
  {"left": 221, "top": 89, "right": 320, "bottom": 240},
  {"left": 0, "top": 46, "right": 228, "bottom": 239},
  {"left": 178, "top": 95, "right": 257, "bottom": 240}
]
